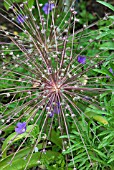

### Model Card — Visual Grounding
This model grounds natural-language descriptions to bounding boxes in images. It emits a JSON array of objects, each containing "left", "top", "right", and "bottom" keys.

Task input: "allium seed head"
[{"left": 0, "top": 1, "right": 113, "bottom": 169}]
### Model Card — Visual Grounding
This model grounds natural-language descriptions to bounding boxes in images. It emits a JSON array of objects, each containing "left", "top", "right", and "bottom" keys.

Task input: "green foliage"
[
  {"left": 94, "top": 67, "right": 114, "bottom": 79},
  {"left": 0, "top": 149, "right": 64, "bottom": 170}
]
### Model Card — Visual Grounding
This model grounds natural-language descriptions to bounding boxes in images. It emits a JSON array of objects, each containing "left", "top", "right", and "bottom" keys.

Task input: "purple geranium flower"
[
  {"left": 17, "top": 14, "right": 26, "bottom": 24},
  {"left": 77, "top": 56, "right": 86, "bottom": 64},
  {"left": 15, "top": 122, "right": 26, "bottom": 134},
  {"left": 42, "top": 3, "right": 55, "bottom": 15}
]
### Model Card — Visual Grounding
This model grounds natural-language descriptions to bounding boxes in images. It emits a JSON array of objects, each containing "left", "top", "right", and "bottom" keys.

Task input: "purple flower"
[
  {"left": 77, "top": 56, "right": 86, "bottom": 64},
  {"left": 15, "top": 122, "right": 26, "bottom": 134},
  {"left": 42, "top": 3, "right": 55, "bottom": 15},
  {"left": 53, "top": 102, "right": 60, "bottom": 114},
  {"left": 48, "top": 112, "right": 53, "bottom": 118},
  {"left": 107, "top": 68, "right": 114, "bottom": 78},
  {"left": 109, "top": 68, "right": 114, "bottom": 74},
  {"left": 17, "top": 14, "right": 26, "bottom": 24}
]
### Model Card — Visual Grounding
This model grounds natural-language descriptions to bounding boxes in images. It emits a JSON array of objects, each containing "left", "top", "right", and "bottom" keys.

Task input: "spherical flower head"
[
  {"left": 17, "top": 14, "right": 26, "bottom": 24},
  {"left": 42, "top": 3, "right": 55, "bottom": 15},
  {"left": 15, "top": 122, "right": 26, "bottom": 134},
  {"left": 77, "top": 55, "right": 86, "bottom": 64}
]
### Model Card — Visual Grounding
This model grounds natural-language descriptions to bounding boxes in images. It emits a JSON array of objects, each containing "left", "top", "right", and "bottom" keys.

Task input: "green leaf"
[
  {"left": 95, "top": 30, "right": 114, "bottom": 40},
  {"left": 93, "top": 148, "right": 107, "bottom": 159},
  {"left": 50, "top": 130, "right": 62, "bottom": 149},
  {"left": 100, "top": 42, "right": 114, "bottom": 50},
  {"left": 98, "top": 136, "right": 111, "bottom": 149},
  {"left": 4, "top": 0, "right": 22, "bottom": 10},
  {"left": 97, "top": 1, "right": 114, "bottom": 11},
  {"left": 4, "top": 1, "right": 10, "bottom": 10},
  {"left": 93, "top": 67, "right": 114, "bottom": 79},
  {"left": 73, "top": 152, "right": 86, "bottom": 162},
  {"left": 90, "top": 155, "right": 106, "bottom": 164},
  {"left": 85, "top": 106, "right": 108, "bottom": 125},
  {"left": 27, "top": 0, "right": 35, "bottom": 8},
  {"left": 1, "top": 125, "right": 15, "bottom": 134},
  {"left": 96, "top": 32, "right": 109, "bottom": 40},
  {"left": 92, "top": 115, "right": 108, "bottom": 125},
  {"left": 108, "top": 155, "right": 114, "bottom": 163},
  {"left": 108, "top": 16, "right": 114, "bottom": 20},
  {"left": 4, "top": 0, "right": 35, "bottom": 10}
]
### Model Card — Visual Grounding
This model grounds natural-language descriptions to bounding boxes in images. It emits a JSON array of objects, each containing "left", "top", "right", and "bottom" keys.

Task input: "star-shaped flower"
[{"left": 15, "top": 122, "right": 26, "bottom": 134}]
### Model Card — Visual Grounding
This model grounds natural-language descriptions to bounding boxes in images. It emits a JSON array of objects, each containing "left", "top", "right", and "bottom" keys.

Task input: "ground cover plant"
[{"left": 0, "top": 0, "right": 114, "bottom": 169}]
